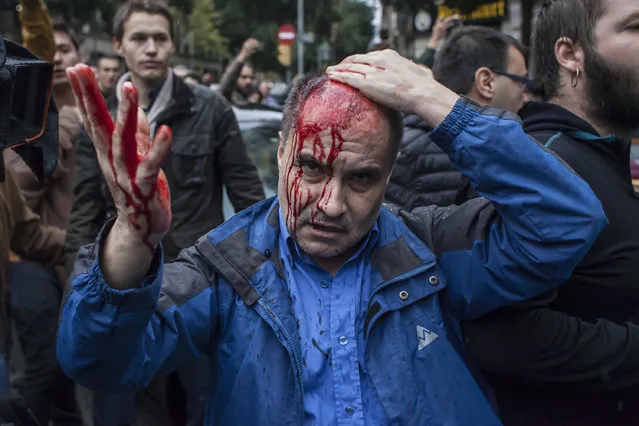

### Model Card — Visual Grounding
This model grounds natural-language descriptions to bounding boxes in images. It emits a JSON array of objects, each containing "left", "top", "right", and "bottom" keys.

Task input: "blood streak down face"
[{"left": 277, "top": 77, "right": 393, "bottom": 265}]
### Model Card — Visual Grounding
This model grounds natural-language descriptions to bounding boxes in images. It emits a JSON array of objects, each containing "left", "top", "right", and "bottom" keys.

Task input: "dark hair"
[
  {"left": 433, "top": 26, "right": 526, "bottom": 96},
  {"left": 281, "top": 74, "right": 403, "bottom": 158},
  {"left": 532, "top": 0, "right": 607, "bottom": 100},
  {"left": 96, "top": 54, "right": 121, "bottom": 66},
  {"left": 52, "top": 20, "right": 80, "bottom": 51},
  {"left": 112, "top": 0, "right": 174, "bottom": 42}
]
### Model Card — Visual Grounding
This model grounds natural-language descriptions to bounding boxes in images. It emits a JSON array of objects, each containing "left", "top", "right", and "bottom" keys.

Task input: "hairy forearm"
[{"left": 100, "top": 219, "right": 156, "bottom": 290}]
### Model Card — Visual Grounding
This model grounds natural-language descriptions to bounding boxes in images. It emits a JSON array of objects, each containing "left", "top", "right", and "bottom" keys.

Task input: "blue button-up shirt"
[{"left": 278, "top": 210, "right": 385, "bottom": 425}]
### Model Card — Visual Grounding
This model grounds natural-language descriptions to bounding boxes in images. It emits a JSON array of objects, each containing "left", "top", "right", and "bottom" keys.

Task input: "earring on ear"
[{"left": 571, "top": 68, "right": 581, "bottom": 88}]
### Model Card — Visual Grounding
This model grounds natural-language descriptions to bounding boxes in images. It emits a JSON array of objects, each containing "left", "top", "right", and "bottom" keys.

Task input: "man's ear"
[
  {"left": 113, "top": 38, "right": 124, "bottom": 57},
  {"left": 277, "top": 131, "right": 285, "bottom": 170},
  {"left": 555, "top": 36, "right": 584, "bottom": 76},
  {"left": 474, "top": 67, "right": 495, "bottom": 101}
]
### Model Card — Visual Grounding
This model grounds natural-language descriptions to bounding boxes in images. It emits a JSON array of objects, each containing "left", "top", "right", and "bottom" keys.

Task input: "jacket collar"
[
  {"left": 203, "top": 197, "right": 437, "bottom": 305},
  {"left": 113, "top": 69, "right": 195, "bottom": 130}
]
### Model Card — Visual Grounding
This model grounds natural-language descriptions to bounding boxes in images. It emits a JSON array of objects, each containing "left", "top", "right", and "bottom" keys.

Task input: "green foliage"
[
  {"left": 333, "top": 0, "right": 374, "bottom": 62},
  {"left": 188, "top": 0, "right": 228, "bottom": 58},
  {"left": 46, "top": 0, "right": 375, "bottom": 72}
]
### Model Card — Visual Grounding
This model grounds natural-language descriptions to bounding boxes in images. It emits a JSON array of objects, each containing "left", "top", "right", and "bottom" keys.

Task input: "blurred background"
[{"left": 0, "top": 0, "right": 538, "bottom": 81}]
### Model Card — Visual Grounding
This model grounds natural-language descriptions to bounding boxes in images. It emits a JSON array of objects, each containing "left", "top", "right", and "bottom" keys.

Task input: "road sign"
[
  {"left": 277, "top": 44, "right": 292, "bottom": 67},
  {"left": 277, "top": 24, "right": 297, "bottom": 46}
]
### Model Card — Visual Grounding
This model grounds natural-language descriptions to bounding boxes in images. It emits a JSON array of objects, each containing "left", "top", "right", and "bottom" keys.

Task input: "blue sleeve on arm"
[
  {"left": 428, "top": 98, "right": 607, "bottom": 320},
  {"left": 57, "top": 229, "right": 217, "bottom": 391}
]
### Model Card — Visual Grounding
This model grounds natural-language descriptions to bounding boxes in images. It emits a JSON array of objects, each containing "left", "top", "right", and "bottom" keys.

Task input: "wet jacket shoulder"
[{"left": 385, "top": 114, "right": 464, "bottom": 209}]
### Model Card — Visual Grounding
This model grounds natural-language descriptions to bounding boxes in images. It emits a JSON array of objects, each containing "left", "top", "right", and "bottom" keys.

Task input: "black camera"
[{"left": 0, "top": 37, "right": 58, "bottom": 183}]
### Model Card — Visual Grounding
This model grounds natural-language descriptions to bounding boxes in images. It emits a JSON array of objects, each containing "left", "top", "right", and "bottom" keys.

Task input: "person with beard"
[
  {"left": 462, "top": 1, "right": 639, "bottom": 425},
  {"left": 218, "top": 38, "right": 261, "bottom": 107}
]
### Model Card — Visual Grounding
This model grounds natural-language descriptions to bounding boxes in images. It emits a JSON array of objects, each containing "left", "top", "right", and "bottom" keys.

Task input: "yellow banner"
[{"left": 438, "top": 0, "right": 506, "bottom": 22}]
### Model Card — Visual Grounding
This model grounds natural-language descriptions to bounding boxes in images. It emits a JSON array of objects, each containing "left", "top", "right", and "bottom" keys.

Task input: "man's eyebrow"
[
  {"left": 297, "top": 152, "right": 323, "bottom": 164},
  {"left": 347, "top": 165, "right": 383, "bottom": 176},
  {"left": 130, "top": 31, "right": 168, "bottom": 38}
]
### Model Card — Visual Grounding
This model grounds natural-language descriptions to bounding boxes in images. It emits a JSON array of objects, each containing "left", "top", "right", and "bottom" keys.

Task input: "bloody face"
[{"left": 277, "top": 78, "right": 393, "bottom": 264}]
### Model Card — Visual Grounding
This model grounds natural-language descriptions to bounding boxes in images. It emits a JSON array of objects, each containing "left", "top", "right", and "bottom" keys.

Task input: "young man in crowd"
[{"left": 94, "top": 54, "right": 122, "bottom": 98}]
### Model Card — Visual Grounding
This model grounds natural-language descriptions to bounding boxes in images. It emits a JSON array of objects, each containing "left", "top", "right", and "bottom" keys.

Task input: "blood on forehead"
[{"left": 296, "top": 79, "right": 382, "bottom": 135}]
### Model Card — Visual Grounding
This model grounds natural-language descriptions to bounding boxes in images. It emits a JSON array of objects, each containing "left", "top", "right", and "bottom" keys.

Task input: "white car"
[{"left": 222, "top": 106, "right": 283, "bottom": 219}]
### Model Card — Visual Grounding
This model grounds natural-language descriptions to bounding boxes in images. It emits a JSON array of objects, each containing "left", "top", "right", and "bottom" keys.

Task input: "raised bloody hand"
[
  {"left": 66, "top": 64, "right": 172, "bottom": 251},
  {"left": 325, "top": 50, "right": 460, "bottom": 128}
]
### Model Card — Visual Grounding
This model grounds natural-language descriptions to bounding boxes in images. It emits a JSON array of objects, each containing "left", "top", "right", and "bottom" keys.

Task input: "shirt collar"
[{"left": 277, "top": 207, "right": 380, "bottom": 269}]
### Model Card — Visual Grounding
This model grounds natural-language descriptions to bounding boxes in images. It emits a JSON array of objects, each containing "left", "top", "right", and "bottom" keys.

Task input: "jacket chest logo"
[{"left": 417, "top": 325, "right": 438, "bottom": 350}]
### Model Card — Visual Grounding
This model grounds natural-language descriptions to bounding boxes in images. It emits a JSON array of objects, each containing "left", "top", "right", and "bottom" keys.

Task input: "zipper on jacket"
[
  {"left": 257, "top": 298, "right": 305, "bottom": 421},
  {"left": 364, "top": 262, "right": 436, "bottom": 337}
]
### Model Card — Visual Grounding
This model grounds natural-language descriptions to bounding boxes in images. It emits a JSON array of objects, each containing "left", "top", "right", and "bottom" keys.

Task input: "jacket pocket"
[{"left": 171, "top": 136, "right": 214, "bottom": 188}]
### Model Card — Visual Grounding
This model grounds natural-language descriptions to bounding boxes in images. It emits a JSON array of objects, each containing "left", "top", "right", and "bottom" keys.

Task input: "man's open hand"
[{"left": 66, "top": 64, "right": 172, "bottom": 251}]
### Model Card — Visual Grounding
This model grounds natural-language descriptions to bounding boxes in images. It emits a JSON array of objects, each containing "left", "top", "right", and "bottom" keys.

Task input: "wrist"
[
  {"left": 410, "top": 85, "right": 459, "bottom": 128},
  {"left": 111, "top": 217, "right": 162, "bottom": 251},
  {"left": 427, "top": 38, "right": 439, "bottom": 49}
]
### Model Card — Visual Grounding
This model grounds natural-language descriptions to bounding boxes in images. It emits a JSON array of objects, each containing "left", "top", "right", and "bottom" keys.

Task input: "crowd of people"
[{"left": 1, "top": 0, "right": 639, "bottom": 425}]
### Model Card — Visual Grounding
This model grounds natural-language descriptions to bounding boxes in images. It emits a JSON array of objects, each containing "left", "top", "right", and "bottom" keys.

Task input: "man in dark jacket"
[
  {"left": 64, "top": 1, "right": 264, "bottom": 425},
  {"left": 464, "top": 1, "right": 639, "bottom": 425},
  {"left": 386, "top": 26, "right": 530, "bottom": 209}
]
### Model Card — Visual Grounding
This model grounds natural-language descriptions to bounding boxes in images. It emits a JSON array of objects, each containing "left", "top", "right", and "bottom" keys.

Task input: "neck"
[
  {"left": 53, "top": 84, "right": 75, "bottom": 108},
  {"left": 550, "top": 91, "right": 632, "bottom": 138},
  {"left": 129, "top": 72, "right": 166, "bottom": 110}
]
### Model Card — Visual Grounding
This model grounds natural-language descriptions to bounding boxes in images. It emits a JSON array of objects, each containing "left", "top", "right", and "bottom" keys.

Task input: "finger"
[
  {"left": 339, "top": 53, "right": 372, "bottom": 65},
  {"left": 75, "top": 67, "right": 111, "bottom": 153},
  {"left": 135, "top": 107, "right": 151, "bottom": 157},
  {"left": 66, "top": 67, "right": 88, "bottom": 120},
  {"left": 66, "top": 67, "right": 93, "bottom": 137},
  {"left": 140, "top": 125, "right": 172, "bottom": 181},
  {"left": 114, "top": 82, "right": 141, "bottom": 177},
  {"left": 326, "top": 70, "right": 367, "bottom": 91},
  {"left": 327, "top": 62, "right": 375, "bottom": 78},
  {"left": 76, "top": 64, "right": 114, "bottom": 136}
]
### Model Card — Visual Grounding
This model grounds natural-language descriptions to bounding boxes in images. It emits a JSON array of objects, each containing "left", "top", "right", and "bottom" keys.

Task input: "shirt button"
[
  {"left": 345, "top": 406, "right": 355, "bottom": 415},
  {"left": 339, "top": 336, "right": 348, "bottom": 346},
  {"left": 429, "top": 275, "right": 439, "bottom": 286},
  {"left": 320, "top": 281, "right": 329, "bottom": 288}
]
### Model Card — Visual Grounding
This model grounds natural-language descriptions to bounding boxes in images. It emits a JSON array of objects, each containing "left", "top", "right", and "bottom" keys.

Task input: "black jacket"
[
  {"left": 65, "top": 72, "right": 265, "bottom": 265},
  {"left": 385, "top": 114, "right": 464, "bottom": 209},
  {"left": 464, "top": 101, "right": 639, "bottom": 426}
]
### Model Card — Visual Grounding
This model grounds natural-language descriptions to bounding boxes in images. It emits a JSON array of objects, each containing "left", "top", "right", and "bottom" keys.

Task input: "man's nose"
[
  {"left": 54, "top": 50, "right": 62, "bottom": 65},
  {"left": 144, "top": 39, "right": 158, "bottom": 55},
  {"left": 317, "top": 180, "right": 347, "bottom": 219}
]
